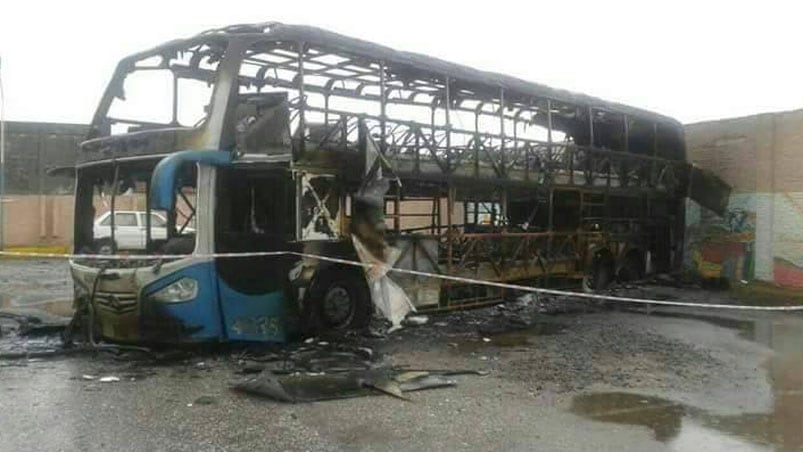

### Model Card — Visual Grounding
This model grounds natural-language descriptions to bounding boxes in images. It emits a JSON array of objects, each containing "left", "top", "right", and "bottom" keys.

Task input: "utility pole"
[{"left": 0, "top": 55, "right": 5, "bottom": 250}]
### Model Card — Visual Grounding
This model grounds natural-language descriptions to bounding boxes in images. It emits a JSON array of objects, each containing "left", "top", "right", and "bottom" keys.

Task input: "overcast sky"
[{"left": 1, "top": 0, "right": 801, "bottom": 125}]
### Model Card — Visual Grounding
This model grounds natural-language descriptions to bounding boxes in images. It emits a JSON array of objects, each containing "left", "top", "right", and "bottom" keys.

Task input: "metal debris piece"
[
  {"left": 368, "top": 377, "right": 409, "bottom": 401},
  {"left": 234, "top": 366, "right": 472, "bottom": 403},
  {"left": 394, "top": 371, "right": 430, "bottom": 383},
  {"left": 362, "top": 328, "right": 387, "bottom": 339},
  {"left": 356, "top": 347, "right": 374, "bottom": 359},
  {"left": 244, "top": 342, "right": 383, "bottom": 375},
  {"left": 231, "top": 341, "right": 476, "bottom": 403},
  {"left": 99, "top": 376, "right": 121, "bottom": 383},
  {"left": 444, "top": 370, "right": 489, "bottom": 377},
  {"left": 289, "top": 348, "right": 378, "bottom": 373},
  {"left": 404, "top": 315, "right": 429, "bottom": 326},
  {"left": 398, "top": 375, "right": 456, "bottom": 392},
  {"left": 0, "top": 312, "right": 69, "bottom": 337},
  {"left": 234, "top": 372, "right": 376, "bottom": 403},
  {"left": 236, "top": 362, "right": 267, "bottom": 375}
]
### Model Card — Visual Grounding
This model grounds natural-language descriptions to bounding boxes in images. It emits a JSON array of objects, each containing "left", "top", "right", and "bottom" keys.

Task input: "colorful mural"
[
  {"left": 685, "top": 195, "right": 755, "bottom": 282},
  {"left": 686, "top": 192, "right": 803, "bottom": 288},
  {"left": 684, "top": 109, "right": 803, "bottom": 289}
]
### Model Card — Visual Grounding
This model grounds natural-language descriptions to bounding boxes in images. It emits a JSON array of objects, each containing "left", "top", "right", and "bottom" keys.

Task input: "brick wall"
[
  {"left": 1, "top": 121, "right": 87, "bottom": 249},
  {"left": 685, "top": 109, "right": 803, "bottom": 287}
]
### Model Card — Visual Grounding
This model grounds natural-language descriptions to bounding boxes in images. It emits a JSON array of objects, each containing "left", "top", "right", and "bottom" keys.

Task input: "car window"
[
  {"left": 99, "top": 214, "right": 112, "bottom": 226},
  {"left": 116, "top": 213, "right": 138, "bottom": 227},
  {"left": 150, "top": 213, "right": 167, "bottom": 227}
]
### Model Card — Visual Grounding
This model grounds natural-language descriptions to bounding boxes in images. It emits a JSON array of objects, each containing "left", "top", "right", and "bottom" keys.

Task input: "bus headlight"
[{"left": 150, "top": 278, "right": 198, "bottom": 303}]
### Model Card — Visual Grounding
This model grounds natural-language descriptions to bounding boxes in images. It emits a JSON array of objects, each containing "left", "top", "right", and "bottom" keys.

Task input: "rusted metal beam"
[
  {"left": 546, "top": 99, "right": 553, "bottom": 166},
  {"left": 296, "top": 41, "right": 307, "bottom": 154},
  {"left": 445, "top": 76, "right": 452, "bottom": 172},
  {"left": 499, "top": 88, "right": 506, "bottom": 175},
  {"left": 446, "top": 185, "right": 455, "bottom": 275},
  {"left": 379, "top": 61, "right": 387, "bottom": 154}
]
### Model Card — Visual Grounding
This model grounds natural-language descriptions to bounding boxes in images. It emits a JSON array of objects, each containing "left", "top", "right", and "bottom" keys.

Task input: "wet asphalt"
[{"left": 1, "top": 260, "right": 802, "bottom": 451}]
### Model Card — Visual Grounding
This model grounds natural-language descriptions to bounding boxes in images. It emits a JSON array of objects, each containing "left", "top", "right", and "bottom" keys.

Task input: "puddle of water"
[
  {"left": 572, "top": 393, "right": 688, "bottom": 442},
  {"left": 1, "top": 291, "right": 74, "bottom": 320},
  {"left": 572, "top": 312, "right": 803, "bottom": 451},
  {"left": 29, "top": 299, "right": 74, "bottom": 318},
  {"left": 571, "top": 392, "right": 785, "bottom": 450},
  {"left": 0, "top": 297, "right": 74, "bottom": 320},
  {"left": 0, "top": 334, "right": 64, "bottom": 355},
  {"left": 457, "top": 323, "right": 565, "bottom": 352},
  {"left": 0, "top": 261, "right": 73, "bottom": 319},
  {"left": 0, "top": 285, "right": 72, "bottom": 355},
  {"left": 637, "top": 310, "right": 756, "bottom": 340}
]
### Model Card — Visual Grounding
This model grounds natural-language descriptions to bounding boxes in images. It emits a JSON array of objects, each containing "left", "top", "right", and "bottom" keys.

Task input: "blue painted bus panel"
[
  {"left": 217, "top": 278, "right": 289, "bottom": 342},
  {"left": 140, "top": 262, "right": 224, "bottom": 342}
]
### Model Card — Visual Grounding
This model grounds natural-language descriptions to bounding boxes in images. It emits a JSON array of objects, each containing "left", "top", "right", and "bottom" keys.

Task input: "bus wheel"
[
  {"left": 619, "top": 252, "right": 644, "bottom": 282},
  {"left": 317, "top": 269, "right": 372, "bottom": 331},
  {"left": 585, "top": 252, "right": 613, "bottom": 291}
]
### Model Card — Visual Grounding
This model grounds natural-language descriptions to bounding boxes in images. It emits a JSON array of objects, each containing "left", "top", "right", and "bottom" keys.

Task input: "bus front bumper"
[{"left": 70, "top": 258, "right": 224, "bottom": 344}]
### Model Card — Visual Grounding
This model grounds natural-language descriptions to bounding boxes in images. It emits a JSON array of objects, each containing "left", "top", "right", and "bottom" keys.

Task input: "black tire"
[
  {"left": 161, "top": 236, "right": 195, "bottom": 255},
  {"left": 95, "top": 238, "right": 116, "bottom": 255},
  {"left": 586, "top": 253, "right": 613, "bottom": 290},
  {"left": 619, "top": 252, "right": 644, "bottom": 282},
  {"left": 313, "top": 268, "right": 373, "bottom": 331}
]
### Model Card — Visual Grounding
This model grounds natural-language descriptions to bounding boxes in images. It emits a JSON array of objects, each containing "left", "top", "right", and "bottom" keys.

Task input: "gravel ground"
[{"left": 0, "top": 260, "right": 800, "bottom": 451}]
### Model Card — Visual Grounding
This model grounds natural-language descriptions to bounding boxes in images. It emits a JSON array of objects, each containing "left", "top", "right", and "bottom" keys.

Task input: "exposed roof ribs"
[{"left": 128, "top": 22, "right": 679, "bottom": 127}]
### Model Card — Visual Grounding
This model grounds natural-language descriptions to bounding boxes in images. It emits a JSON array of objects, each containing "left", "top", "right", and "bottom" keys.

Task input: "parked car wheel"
[{"left": 95, "top": 238, "right": 116, "bottom": 255}]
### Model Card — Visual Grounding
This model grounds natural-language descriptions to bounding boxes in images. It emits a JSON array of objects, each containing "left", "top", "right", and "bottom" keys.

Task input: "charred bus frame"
[{"left": 68, "top": 23, "right": 722, "bottom": 343}]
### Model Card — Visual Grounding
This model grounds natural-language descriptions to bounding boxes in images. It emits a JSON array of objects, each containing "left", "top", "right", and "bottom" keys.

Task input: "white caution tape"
[
  {"left": 0, "top": 250, "right": 283, "bottom": 260},
  {"left": 2, "top": 250, "right": 802, "bottom": 312}
]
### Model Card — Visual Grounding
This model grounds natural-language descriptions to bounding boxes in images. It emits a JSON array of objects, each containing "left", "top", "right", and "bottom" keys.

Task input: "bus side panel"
[
  {"left": 140, "top": 262, "right": 224, "bottom": 343},
  {"left": 217, "top": 278, "right": 290, "bottom": 342}
]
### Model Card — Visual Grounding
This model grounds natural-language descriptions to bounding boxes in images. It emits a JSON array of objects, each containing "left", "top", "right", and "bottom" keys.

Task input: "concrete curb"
[{"left": 0, "top": 246, "right": 69, "bottom": 258}]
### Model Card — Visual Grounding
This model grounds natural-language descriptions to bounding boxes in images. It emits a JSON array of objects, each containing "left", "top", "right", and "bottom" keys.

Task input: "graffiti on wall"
[
  {"left": 687, "top": 192, "right": 803, "bottom": 288},
  {"left": 685, "top": 195, "right": 755, "bottom": 282}
]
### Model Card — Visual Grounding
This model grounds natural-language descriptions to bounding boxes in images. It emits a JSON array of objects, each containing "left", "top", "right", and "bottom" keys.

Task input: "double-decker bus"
[{"left": 68, "top": 22, "right": 726, "bottom": 344}]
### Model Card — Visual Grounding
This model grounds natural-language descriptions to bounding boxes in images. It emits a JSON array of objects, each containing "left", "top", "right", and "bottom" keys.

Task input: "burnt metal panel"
[{"left": 688, "top": 164, "right": 731, "bottom": 216}]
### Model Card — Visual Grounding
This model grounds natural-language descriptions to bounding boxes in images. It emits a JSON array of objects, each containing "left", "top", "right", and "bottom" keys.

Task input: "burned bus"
[{"left": 68, "top": 23, "right": 724, "bottom": 344}]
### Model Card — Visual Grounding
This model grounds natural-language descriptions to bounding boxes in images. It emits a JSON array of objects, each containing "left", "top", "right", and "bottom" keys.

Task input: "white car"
[{"left": 93, "top": 211, "right": 172, "bottom": 252}]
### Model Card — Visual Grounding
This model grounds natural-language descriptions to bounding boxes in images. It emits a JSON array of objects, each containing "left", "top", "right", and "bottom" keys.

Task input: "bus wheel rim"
[{"left": 322, "top": 285, "right": 353, "bottom": 327}]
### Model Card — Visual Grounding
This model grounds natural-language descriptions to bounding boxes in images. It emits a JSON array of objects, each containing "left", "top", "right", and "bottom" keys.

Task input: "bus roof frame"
[{"left": 115, "top": 22, "right": 682, "bottom": 129}]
